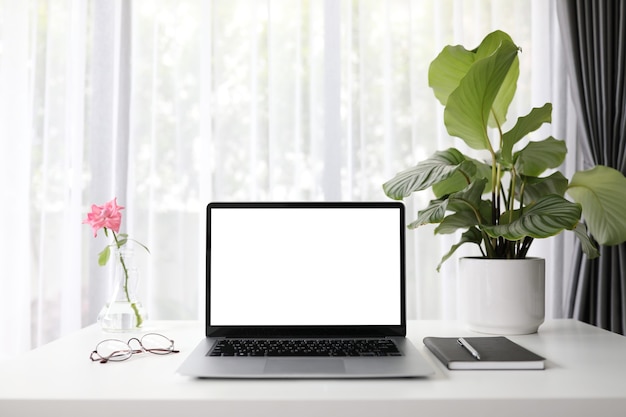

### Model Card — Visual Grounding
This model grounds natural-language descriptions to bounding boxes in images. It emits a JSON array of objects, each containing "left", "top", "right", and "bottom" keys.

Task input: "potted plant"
[{"left": 383, "top": 30, "right": 626, "bottom": 334}]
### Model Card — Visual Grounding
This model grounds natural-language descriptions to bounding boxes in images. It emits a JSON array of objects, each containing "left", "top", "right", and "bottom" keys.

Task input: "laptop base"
[{"left": 178, "top": 337, "right": 434, "bottom": 379}]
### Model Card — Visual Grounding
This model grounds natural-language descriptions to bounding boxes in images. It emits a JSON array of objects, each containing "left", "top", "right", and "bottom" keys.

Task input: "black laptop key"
[{"left": 208, "top": 339, "right": 402, "bottom": 357}]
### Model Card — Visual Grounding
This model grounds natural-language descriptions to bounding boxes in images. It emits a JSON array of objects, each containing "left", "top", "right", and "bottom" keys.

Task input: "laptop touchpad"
[{"left": 264, "top": 359, "right": 346, "bottom": 375}]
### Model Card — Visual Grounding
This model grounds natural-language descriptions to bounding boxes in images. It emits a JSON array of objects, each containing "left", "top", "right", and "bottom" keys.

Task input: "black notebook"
[{"left": 423, "top": 336, "right": 545, "bottom": 370}]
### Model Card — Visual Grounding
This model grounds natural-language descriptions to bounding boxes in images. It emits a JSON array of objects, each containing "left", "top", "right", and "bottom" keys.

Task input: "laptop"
[{"left": 177, "top": 201, "right": 434, "bottom": 378}]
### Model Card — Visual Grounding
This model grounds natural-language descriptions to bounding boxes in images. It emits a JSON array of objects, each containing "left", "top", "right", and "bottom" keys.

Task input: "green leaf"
[
  {"left": 432, "top": 157, "right": 492, "bottom": 198},
  {"left": 501, "top": 103, "right": 552, "bottom": 164},
  {"left": 434, "top": 211, "right": 477, "bottom": 234},
  {"left": 567, "top": 166, "right": 626, "bottom": 245},
  {"left": 446, "top": 178, "right": 489, "bottom": 213},
  {"left": 409, "top": 179, "right": 488, "bottom": 229},
  {"left": 98, "top": 246, "right": 111, "bottom": 266},
  {"left": 482, "top": 195, "right": 582, "bottom": 241},
  {"left": 489, "top": 55, "right": 519, "bottom": 128},
  {"left": 514, "top": 137, "right": 567, "bottom": 177},
  {"left": 436, "top": 227, "right": 484, "bottom": 272},
  {"left": 435, "top": 201, "right": 491, "bottom": 234},
  {"left": 519, "top": 171, "right": 569, "bottom": 203},
  {"left": 409, "top": 198, "right": 448, "bottom": 229},
  {"left": 444, "top": 39, "right": 520, "bottom": 151},
  {"left": 480, "top": 31, "right": 519, "bottom": 128},
  {"left": 572, "top": 222, "right": 600, "bottom": 259},
  {"left": 431, "top": 171, "right": 468, "bottom": 198},
  {"left": 383, "top": 148, "right": 474, "bottom": 200},
  {"left": 428, "top": 30, "right": 518, "bottom": 124},
  {"left": 429, "top": 45, "right": 476, "bottom": 106}
]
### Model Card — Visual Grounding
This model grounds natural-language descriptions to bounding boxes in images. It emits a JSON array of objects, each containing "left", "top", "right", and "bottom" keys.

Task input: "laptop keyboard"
[{"left": 208, "top": 338, "right": 402, "bottom": 357}]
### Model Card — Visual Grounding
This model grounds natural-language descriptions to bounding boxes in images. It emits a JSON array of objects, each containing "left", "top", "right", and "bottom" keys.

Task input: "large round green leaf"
[{"left": 567, "top": 166, "right": 626, "bottom": 245}]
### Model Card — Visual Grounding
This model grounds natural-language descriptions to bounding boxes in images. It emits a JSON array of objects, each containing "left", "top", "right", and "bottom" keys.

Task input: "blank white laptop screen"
[{"left": 209, "top": 206, "right": 402, "bottom": 326}]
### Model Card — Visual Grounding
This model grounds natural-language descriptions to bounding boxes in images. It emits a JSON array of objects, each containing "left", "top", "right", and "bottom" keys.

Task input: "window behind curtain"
[{"left": 1, "top": 0, "right": 567, "bottom": 359}]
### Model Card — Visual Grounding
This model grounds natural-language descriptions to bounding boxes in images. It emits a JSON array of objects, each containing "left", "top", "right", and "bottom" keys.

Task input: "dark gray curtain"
[{"left": 557, "top": 0, "right": 626, "bottom": 334}]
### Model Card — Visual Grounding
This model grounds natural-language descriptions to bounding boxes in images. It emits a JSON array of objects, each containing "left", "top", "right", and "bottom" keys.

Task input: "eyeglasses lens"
[
  {"left": 141, "top": 333, "right": 174, "bottom": 354},
  {"left": 96, "top": 340, "right": 133, "bottom": 361}
]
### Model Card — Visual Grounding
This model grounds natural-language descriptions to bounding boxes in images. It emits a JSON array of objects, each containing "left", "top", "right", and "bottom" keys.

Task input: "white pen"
[{"left": 457, "top": 337, "right": 481, "bottom": 360}]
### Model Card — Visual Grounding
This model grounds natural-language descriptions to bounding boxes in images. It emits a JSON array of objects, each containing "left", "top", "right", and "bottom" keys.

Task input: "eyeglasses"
[{"left": 90, "top": 333, "right": 180, "bottom": 363}]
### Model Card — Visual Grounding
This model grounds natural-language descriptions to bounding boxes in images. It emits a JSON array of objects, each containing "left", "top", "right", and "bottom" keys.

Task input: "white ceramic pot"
[{"left": 458, "top": 257, "right": 545, "bottom": 335}]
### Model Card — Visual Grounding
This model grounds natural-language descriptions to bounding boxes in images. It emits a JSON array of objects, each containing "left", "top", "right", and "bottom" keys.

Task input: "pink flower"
[{"left": 83, "top": 198, "right": 125, "bottom": 237}]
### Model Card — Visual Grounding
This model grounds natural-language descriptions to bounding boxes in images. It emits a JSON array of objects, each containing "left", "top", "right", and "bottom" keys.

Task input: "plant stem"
[
  {"left": 112, "top": 230, "right": 143, "bottom": 327},
  {"left": 489, "top": 149, "right": 500, "bottom": 255}
]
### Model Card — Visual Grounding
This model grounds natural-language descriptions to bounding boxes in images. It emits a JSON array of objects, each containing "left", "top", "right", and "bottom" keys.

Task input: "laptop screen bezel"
[{"left": 205, "top": 201, "right": 407, "bottom": 338}]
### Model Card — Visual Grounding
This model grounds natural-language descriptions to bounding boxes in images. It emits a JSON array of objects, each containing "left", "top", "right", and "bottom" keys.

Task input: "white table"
[{"left": 1, "top": 319, "right": 625, "bottom": 417}]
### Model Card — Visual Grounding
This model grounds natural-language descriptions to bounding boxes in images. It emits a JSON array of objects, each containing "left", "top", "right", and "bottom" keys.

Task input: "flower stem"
[{"left": 112, "top": 230, "right": 143, "bottom": 327}]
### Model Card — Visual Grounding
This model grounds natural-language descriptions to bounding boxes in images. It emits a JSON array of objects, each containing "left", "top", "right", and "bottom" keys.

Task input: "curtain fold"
[{"left": 557, "top": 0, "right": 626, "bottom": 334}]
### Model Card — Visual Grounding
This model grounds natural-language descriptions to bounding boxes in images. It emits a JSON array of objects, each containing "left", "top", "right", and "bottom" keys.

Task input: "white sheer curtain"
[{"left": 0, "top": 0, "right": 573, "bottom": 359}]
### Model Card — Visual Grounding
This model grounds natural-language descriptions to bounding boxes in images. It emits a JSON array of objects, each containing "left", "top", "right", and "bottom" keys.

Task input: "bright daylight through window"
[{"left": 0, "top": 0, "right": 568, "bottom": 359}]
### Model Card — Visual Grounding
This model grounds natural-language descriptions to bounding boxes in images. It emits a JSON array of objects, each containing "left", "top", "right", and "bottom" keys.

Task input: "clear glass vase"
[{"left": 98, "top": 248, "right": 147, "bottom": 332}]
